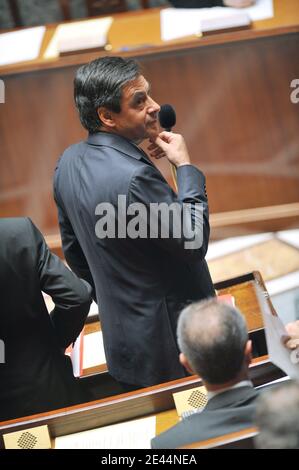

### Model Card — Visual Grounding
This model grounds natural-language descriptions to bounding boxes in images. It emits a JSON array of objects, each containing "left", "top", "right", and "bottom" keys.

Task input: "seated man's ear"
[
  {"left": 244, "top": 339, "right": 252, "bottom": 365},
  {"left": 97, "top": 107, "right": 115, "bottom": 128},
  {"left": 179, "top": 352, "right": 194, "bottom": 375}
]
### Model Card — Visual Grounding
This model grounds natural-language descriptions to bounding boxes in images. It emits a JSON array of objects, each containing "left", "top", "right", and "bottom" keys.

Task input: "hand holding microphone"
[
  {"left": 148, "top": 104, "right": 191, "bottom": 166},
  {"left": 148, "top": 104, "right": 191, "bottom": 191},
  {"left": 154, "top": 131, "right": 191, "bottom": 168}
]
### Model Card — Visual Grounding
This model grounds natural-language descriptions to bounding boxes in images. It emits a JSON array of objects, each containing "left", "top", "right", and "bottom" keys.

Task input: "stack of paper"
[{"left": 55, "top": 416, "right": 156, "bottom": 449}]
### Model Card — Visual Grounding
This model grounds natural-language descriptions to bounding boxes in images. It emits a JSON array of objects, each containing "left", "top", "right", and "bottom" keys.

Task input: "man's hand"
[
  {"left": 282, "top": 320, "right": 299, "bottom": 350},
  {"left": 223, "top": 0, "right": 255, "bottom": 7},
  {"left": 148, "top": 131, "right": 191, "bottom": 168}
]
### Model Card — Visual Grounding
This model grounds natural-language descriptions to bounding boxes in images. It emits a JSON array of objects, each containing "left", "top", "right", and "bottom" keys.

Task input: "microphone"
[
  {"left": 158, "top": 104, "right": 178, "bottom": 191},
  {"left": 159, "top": 104, "right": 176, "bottom": 132}
]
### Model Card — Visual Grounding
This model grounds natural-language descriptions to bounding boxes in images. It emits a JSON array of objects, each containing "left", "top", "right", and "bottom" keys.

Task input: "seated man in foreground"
[{"left": 152, "top": 298, "right": 258, "bottom": 448}]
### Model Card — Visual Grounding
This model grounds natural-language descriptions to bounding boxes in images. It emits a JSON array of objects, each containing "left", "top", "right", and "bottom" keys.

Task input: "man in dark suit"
[
  {"left": 54, "top": 56, "right": 215, "bottom": 390},
  {"left": 0, "top": 217, "right": 92, "bottom": 421},
  {"left": 152, "top": 298, "right": 258, "bottom": 448}
]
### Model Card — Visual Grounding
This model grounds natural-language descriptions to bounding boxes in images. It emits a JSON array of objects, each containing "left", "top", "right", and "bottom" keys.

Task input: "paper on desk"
[
  {"left": 44, "top": 17, "right": 113, "bottom": 58},
  {"left": 0, "top": 26, "right": 45, "bottom": 66},
  {"left": 83, "top": 330, "right": 106, "bottom": 370},
  {"left": 258, "top": 288, "right": 299, "bottom": 380},
  {"left": 240, "top": 0, "right": 273, "bottom": 21},
  {"left": 55, "top": 415, "right": 156, "bottom": 449},
  {"left": 160, "top": 0, "right": 273, "bottom": 41}
]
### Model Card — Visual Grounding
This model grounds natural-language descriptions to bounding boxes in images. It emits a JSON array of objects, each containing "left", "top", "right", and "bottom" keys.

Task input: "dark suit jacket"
[
  {"left": 0, "top": 218, "right": 92, "bottom": 421},
  {"left": 151, "top": 385, "right": 258, "bottom": 448},
  {"left": 54, "top": 132, "right": 215, "bottom": 387}
]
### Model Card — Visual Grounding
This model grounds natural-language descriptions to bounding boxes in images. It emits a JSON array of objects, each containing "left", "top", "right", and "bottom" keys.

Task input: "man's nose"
[{"left": 148, "top": 97, "right": 160, "bottom": 114}]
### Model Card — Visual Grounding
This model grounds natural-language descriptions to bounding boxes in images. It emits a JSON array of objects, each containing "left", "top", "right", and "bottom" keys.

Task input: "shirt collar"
[{"left": 207, "top": 380, "right": 253, "bottom": 401}]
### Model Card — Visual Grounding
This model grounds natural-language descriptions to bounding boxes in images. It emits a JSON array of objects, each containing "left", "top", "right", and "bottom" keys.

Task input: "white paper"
[
  {"left": 55, "top": 415, "right": 156, "bottom": 449},
  {"left": 160, "top": 0, "right": 273, "bottom": 41},
  {"left": 0, "top": 26, "right": 45, "bottom": 66},
  {"left": 239, "top": 0, "right": 273, "bottom": 21},
  {"left": 88, "top": 300, "right": 99, "bottom": 316},
  {"left": 160, "top": 8, "right": 203, "bottom": 41},
  {"left": 44, "top": 17, "right": 113, "bottom": 59},
  {"left": 71, "top": 332, "right": 83, "bottom": 377},
  {"left": 257, "top": 288, "right": 299, "bottom": 380},
  {"left": 83, "top": 330, "right": 106, "bottom": 370}
]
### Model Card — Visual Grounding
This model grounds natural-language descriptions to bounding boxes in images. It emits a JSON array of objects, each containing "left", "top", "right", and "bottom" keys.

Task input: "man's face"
[{"left": 110, "top": 75, "right": 160, "bottom": 143}]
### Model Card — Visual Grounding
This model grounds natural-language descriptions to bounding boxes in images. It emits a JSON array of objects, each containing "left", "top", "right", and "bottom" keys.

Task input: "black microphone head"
[{"left": 159, "top": 104, "right": 176, "bottom": 130}]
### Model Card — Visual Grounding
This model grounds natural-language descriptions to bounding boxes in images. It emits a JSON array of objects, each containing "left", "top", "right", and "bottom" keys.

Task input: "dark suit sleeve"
[
  {"left": 53, "top": 185, "right": 96, "bottom": 299},
  {"left": 27, "top": 218, "right": 92, "bottom": 349},
  {"left": 128, "top": 164, "right": 210, "bottom": 262}
]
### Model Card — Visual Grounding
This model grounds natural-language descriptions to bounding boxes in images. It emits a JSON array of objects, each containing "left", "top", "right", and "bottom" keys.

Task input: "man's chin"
[{"left": 146, "top": 126, "right": 159, "bottom": 140}]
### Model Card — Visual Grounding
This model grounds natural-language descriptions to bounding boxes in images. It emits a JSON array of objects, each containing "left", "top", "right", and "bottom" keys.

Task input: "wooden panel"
[
  {"left": 218, "top": 281, "right": 263, "bottom": 331},
  {"left": 215, "top": 270, "right": 276, "bottom": 331},
  {"left": 0, "top": 66, "right": 85, "bottom": 232},
  {"left": 141, "top": 32, "right": 299, "bottom": 215}
]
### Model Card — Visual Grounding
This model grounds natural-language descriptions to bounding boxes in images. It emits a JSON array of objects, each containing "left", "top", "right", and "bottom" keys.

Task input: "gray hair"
[
  {"left": 177, "top": 298, "right": 248, "bottom": 384},
  {"left": 74, "top": 56, "right": 141, "bottom": 134},
  {"left": 255, "top": 381, "right": 299, "bottom": 449}
]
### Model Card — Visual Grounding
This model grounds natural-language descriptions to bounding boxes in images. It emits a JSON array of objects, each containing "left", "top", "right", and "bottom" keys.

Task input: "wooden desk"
[
  {"left": 79, "top": 271, "right": 270, "bottom": 377},
  {"left": 0, "top": 0, "right": 298, "bottom": 238},
  {"left": 0, "top": 355, "right": 284, "bottom": 449},
  {"left": 180, "top": 426, "right": 258, "bottom": 449},
  {"left": 0, "top": 268, "right": 282, "bottom": 447}
]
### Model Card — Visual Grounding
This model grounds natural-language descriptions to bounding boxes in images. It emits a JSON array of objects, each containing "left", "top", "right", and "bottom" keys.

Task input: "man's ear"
[
  {"left": 97, "top": 107, "right": 115, "bottom": 129},
  {"left": 179, "top": 352, "right": 194, "bottom": 375},
  {"left": 244, "top": 339, "right": 252, "bottom": 366}
]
